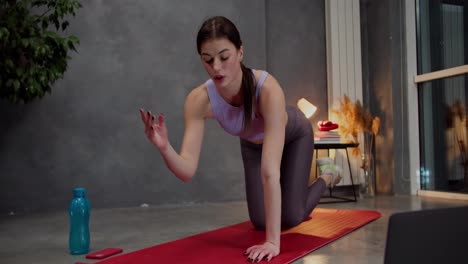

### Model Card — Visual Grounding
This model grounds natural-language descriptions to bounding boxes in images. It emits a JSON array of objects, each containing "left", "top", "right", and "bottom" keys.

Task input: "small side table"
[{"left": 314, "top": 142, "right": 359, "bottom": 203}]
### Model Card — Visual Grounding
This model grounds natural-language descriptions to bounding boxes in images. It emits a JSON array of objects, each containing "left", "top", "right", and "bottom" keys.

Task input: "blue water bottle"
[{"left": 69, "top": 187, "right": 91, "bottom": 255}]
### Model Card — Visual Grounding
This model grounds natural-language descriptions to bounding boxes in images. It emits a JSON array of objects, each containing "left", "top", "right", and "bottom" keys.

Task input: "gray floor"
[{"left": 1, "top": 195, "right": 468, "bottom": 264}]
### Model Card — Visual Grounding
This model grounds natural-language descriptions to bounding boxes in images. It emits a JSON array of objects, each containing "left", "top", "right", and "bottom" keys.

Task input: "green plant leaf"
[
  {"left": 41, "top": 19, "right": 49, "bottom": 30},
  {"left": 0, "top": 28, "right": 10, "bottom": 39},
  {"left": 32, "top": 1, "right": 49, "bottom": 7},
  {"left": 6, "top": 59, "right": 14, "bottom": 68},
  {"left": 16, "top": 68, "right": 24, "bottom": 77},
  {"left": 0, "top": 0, "right": 82, "bottom": 104},
  {"left": 21, "top": 38, "right": 30, "bottom": 47},
  {"left": 61, "top": 21, "right": 69, "bottom": 30},
  {"left": 13, "top": 80, "right": 20, "bottom": 91}
]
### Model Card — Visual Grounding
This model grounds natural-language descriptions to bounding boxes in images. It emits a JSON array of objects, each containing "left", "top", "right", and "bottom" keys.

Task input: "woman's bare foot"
[
  {"left": 320, "top": 174, "right": 333, "bottom": 187},
  {"left": 317, "top": 157, "right": 342, "bottom": 188},
  {"left": 320, "top": 172, "right": 342, "bottom": 188}
]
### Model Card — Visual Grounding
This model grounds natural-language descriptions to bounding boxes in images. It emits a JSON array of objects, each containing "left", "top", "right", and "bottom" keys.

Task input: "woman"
[{"left": 139, "top": 16, "right": 340, "bottom": 262}]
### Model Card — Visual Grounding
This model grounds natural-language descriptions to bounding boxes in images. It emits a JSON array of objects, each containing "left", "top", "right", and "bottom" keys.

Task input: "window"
[{"left": 416, "top": 0, "right": 468, "bottom": 194}]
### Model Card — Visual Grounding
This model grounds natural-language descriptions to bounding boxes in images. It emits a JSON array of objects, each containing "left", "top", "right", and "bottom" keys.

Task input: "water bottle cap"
[{"left": 73, "top": 188, "right": 87, "bottom": 197}]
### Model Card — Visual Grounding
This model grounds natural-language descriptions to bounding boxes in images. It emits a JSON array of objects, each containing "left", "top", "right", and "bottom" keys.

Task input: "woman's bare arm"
[
  {"left": 245, "top": 73, "right": 287, "bottom": 262},
  {"left": 140, "top": 85, "right": 208, "bottom": 182},
  {"left": 259, "top": 74, "right": 286, "bottom": 247}
]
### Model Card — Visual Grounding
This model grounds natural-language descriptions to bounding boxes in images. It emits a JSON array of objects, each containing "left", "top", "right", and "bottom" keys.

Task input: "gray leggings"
[{"left": 240, "top": 106, "right": 326, "bottom": 230}]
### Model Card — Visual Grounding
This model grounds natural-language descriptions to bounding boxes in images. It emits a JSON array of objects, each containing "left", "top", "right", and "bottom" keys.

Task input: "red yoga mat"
[{"left": 97, "top": 208, "right": 381, "bottom": 264}]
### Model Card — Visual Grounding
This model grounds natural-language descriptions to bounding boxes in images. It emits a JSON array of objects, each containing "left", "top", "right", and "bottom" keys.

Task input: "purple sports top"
[{"left": 205, "top": 70, "right": 269, "bottom": 142}]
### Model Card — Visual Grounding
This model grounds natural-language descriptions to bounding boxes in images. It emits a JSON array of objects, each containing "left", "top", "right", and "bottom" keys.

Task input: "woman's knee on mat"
[{"left": 281, "top": 212, "right": 304, "bottom": 229}]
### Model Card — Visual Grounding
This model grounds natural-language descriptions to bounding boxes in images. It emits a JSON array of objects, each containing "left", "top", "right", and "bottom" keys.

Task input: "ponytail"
[{"left": 240, "top": 63, "right": 255, "bottom": 131}]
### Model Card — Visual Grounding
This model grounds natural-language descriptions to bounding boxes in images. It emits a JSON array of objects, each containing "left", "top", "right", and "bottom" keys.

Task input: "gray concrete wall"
[
  {"left": 0, "top": 0, "right": 327, "bottom": 214},
  {"left": 266, "top": 0, "right": 327, "bottom": 129}
]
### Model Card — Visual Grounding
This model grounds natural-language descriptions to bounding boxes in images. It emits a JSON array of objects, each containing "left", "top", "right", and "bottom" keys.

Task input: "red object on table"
[
  {"left": 318, "top": 124, "right": 339, "bottom": 131},
  {"left": 317, "top": 120, "right": 339, "bottom": 131}
]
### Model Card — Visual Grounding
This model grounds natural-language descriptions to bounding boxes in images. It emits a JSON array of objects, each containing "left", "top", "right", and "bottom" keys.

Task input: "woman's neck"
[{"left": 219, "top": 69, "right": 244, "bottom": 107}]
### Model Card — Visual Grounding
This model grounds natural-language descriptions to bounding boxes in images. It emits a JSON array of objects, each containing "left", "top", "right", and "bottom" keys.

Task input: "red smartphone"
[{"left": 86, "top": 248, "right": 123, "bottom": 259}]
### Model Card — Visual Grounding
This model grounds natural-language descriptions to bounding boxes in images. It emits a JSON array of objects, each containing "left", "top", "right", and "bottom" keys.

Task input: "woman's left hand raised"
[
  {"left": 244, "top": 241, "right": 279, "bottom": 262},
  {"left": 139, "top": 108, "right": 169, "bottom": 151}
]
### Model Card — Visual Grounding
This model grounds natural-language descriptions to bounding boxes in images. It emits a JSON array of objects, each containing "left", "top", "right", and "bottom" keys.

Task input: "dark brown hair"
[{"left": 196, "top": 16, "right": 255, "bottom": 131}]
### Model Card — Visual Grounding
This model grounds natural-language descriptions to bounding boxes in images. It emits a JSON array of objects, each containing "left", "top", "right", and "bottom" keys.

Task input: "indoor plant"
[
  {"left": 447, "top": 100, "right": 468, "bottom": 191},
  {"left": 331, "top": 95, "right": 380, "bottom": 196},
  {"left": 0, "top": 0, "right": 82, "bottom": 104}
]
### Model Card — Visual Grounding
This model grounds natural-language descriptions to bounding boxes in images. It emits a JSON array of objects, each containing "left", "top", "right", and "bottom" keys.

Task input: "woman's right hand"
[{"left": 139, "top": 109, "right": 169, "bottom": 152}]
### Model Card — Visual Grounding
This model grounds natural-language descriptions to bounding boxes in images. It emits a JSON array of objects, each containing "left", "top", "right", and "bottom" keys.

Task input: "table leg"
[
  {"left": 318, "top": 147, "right": 358, "bottom": 203},
  {"left": 315, "top": 149, "right": 318, "bottom": 179},
  {"left": 345, "top": 148, "right": 358, "bottom": 202}
]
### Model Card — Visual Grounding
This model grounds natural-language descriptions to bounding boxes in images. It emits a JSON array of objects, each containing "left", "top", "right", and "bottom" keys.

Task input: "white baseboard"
[{"left": 417, "top": 190, "right": 468, "bottom": 201}]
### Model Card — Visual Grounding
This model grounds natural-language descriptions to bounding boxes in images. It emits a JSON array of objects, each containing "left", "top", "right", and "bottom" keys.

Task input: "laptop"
[{"left": 384, "top": 205, "right": 468, "bottom": 264}]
